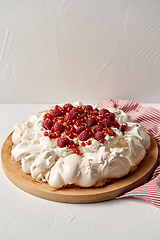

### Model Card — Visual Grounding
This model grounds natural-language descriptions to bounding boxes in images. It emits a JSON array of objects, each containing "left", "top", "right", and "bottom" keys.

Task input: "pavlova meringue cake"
[{"left": 11, "top": 101, "right": 151, "bottom": 189}]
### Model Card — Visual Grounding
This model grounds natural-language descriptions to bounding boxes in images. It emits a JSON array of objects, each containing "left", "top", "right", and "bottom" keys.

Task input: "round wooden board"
[{"left": 1, "top": 132, "right": 158, "bottom": 203}]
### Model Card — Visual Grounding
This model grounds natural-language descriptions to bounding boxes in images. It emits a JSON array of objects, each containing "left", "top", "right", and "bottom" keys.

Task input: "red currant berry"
[
  {"left": 86, "top": 128, "right": 91, "bottom": 132},
  {"left": 112, "top": 131, "right": 117, "bottom": 137},
  {"left": 43, "top": 114, "right": 48, "bottom": 121},
  {"left": 54, "top": 105, "right": 61, "bottom": 110},
  {"left": 50, "top": 126, "right": 55, "bottom": 133},
  {"left": 89, "top": 131, "right": 94, "bottom": 137},
  {"left": 52, "top": 119, "right": 57, "bottom": 124},
  {"left": 61, "top": 110, "right": 66, "bottom": 115},
  {"left": 72, "top": 119, "right": 77, "bottom": 124},
  {"left": 98, "top": 121, "right": 103, "bottom": 126},
  {"left": 112, "top": 121, "right": 120, "bottom": 129},
  {"left": 76, "top": 121, "right": 82, "bottom": 127},
  {"left": 121, "top": 123, "right": 128, "bottom": 133},
  {"left": 70, "top": 127, "right": 76, "bottom": 133},
  {"left": 81, "top": 142, "right": 86, "bottom": 147},
  {"left": 76, "top": 115, "right": 81, "bottom": 120},
  {"left": 49, "top": 133, "right": 53, "bottom": 139},
  {"left": 59, "top": 119, "right": 65, "bottom": 124},
  {"left": 67, "top": 106, "right": 73, "bottom": 112},
  {"left": 99, "top": 139, "right": 105, "bottom": 144},
  {"left": 74, "top": 149, "right": 81, "bottom": 155},
  {"left": 69, "top": 133, "right": 75, "bottom": 139},
  {"left": 87, "top": 140, "right": 92, "bottom": 146},
  {"left": 81, "top": 118, "right": 86, "bottom": 123},
  {"left": 52, "top": 133, "right": 57, "bottom": 139},
  {"left": 47, "top": 114, "right": 52, "bottom": 120},
  {"left": 65, "top": 130, "right": 70, "bottom": 135},
  {"left": 44, "top": 131, "right": 48, "bottom": 137},
  {"left": 55, "top": 132, "right": 61, "bottom": 138},
  {"left": 72, "top": 143, "right": 78, "bottom": 149}
]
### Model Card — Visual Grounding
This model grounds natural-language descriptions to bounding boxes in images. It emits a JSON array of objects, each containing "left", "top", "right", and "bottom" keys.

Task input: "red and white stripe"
[{"left": 97, "top": 99, "right": 160, "bottom": 208}]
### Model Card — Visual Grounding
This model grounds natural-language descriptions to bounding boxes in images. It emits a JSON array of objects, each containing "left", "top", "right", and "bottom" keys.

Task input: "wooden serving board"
[{"left": 1, "top": 132, "right": 158, "bottom": 203}]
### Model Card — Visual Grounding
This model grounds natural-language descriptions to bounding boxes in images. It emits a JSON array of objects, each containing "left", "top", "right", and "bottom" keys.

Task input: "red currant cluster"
[{"left": 41, "top": 103, "right": 128, "bottom": 155}]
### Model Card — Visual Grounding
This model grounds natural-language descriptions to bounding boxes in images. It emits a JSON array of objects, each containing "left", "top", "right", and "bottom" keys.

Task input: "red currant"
[
  {"left": 112, "top": 132, "right": 117, "bottom": 137},
  {"left": 55, "top": 132, "right": 61, "bottom": 138},
  {"left": 44, "top": 131, "right": 48, "bottom": 137},
  {"left": 74, "top": 149, "right": 80, "bottom": 155},
  {"left": 48, "top": 113, "right": 52, "bottom": 118},
  {"left": 50, "top": 126, "right": 55, "bottom": 133},
  {"left": 81, "top": 142, "right": 86, "bottom": 147},
  {"left": 66, "top": 125, "right": 71, "bottom": 130},
  {"left": 68, "top": 133, "right": 75, "bottom": 139},
  {"left": 67, "top": 106, "right": 72, "bottom": 112},
  {"left": 55, "top": 105, "right": 61, "bottom": 110},
  {"left": 59, "top": 118, "right": 65, "bottom": 124},
  {"left": 52, "top": 133, "right": 57, "bottom": 139},
  {"left": 65, "top": 130, "right": 70, "bottom": 135},
  {"left": 98, "top": 121, "right": 103, "bottom": 126},
  {"left": 49, "top": 133, "right": 53, "bottom": 139},
  {"left": 72, "top": 143, "right": 78, "bottom": 149},
  {"left": 86, "top": 128, "right": 91, "bottom": 132},
  {"left": 112, "top": 121, "right": 120, "bottom": 129},
  {"left": 121, "top": 123, "right": 128, "bottom": 133},
  {"left": 61, "top": 110, "right": 66, "bottom": 115},
  {"left": 72, "top": 119, "right": 77, "bottom": 124},
  {"left": 76, "top": 115, "right": 81, "bottom": 120},
  {"left": 99, "top": 139, "right": 105, "bottom": 144},
  {"left": 69, "top": 139, "right": 74, "bottom": 144},
  {"left": 87, "top": 140, "right": 92, "bottom": 146},
  {"left": 76, "top": 121, "right": 82, "bottom": 127},
  {"left": 70, "top": 127, "right": 76, "bottom": 133},
  {"left": 89, "top": 131, "right": 94, "bottom": 137}
]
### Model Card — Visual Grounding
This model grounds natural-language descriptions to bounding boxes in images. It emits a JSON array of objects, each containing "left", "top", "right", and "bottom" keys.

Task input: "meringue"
[{"left": 11, "top": 102, "right": 151, "bottom": 189}]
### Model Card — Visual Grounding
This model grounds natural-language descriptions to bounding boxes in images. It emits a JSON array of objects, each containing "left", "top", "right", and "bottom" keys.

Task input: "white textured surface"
[
  {"left": 0, "top": 0, "right": 160, "bottom": 104},
  {"left": 1, "top": 103, "right": 160, "bottom": 240}
]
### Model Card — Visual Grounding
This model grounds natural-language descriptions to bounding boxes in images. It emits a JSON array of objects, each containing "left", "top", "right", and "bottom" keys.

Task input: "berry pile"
[{"left": 41, "top": 103, "right": 128, "bottom": 155}]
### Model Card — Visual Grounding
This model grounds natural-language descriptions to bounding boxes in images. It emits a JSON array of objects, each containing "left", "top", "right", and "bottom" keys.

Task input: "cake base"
[{"left": 1, "top": 132, "right": 158, "bottom": 203}]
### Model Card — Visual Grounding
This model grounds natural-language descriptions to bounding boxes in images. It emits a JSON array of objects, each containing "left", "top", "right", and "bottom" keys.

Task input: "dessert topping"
[{"left": 41, "top": 104, "right": 128, "bottom": 154}]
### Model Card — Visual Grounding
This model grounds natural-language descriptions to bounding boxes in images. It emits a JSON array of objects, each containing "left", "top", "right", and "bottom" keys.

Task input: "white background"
[{"left": 1, "top": 0, "right": 160, "bottom": 104}]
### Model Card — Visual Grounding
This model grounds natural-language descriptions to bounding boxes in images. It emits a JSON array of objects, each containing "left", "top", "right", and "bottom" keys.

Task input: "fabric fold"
[{"left": 97, "top": 99, "right": 160, "bottom": 208}]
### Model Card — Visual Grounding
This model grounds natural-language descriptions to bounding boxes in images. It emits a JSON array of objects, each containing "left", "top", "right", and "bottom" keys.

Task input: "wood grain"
[{"left": 1, "top": 132, "right": 158, "bottom": 203}]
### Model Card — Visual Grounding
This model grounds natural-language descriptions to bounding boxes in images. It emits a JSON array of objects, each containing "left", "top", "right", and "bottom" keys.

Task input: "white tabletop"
[{"left": 1, "top": 103, "right": 160, "bottom": 240}]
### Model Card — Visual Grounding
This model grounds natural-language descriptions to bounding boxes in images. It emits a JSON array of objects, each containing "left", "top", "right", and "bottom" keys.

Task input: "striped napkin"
[{"left": 98, "top": 99, "right": 160, "bottom": 208}]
